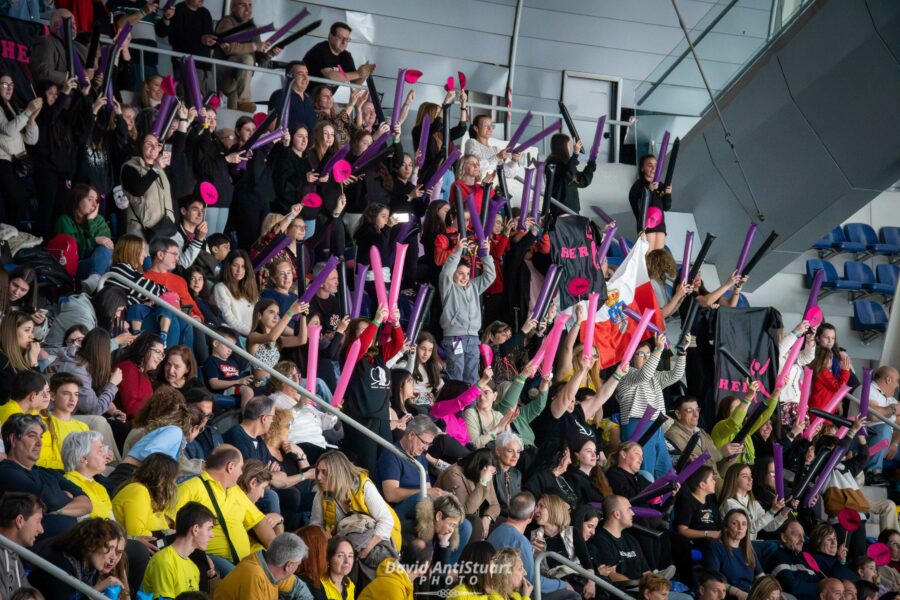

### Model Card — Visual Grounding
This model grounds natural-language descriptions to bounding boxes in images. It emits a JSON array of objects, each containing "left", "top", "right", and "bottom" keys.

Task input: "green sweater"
[
  {"left": 55, "top": 214, "right": 111, "bottom": 259},
  {"left": 711, "top": 391, "right": 780, "bottom": 465},
  {"left": 496, "top": 376, "right": 548, "bottom": 447}
]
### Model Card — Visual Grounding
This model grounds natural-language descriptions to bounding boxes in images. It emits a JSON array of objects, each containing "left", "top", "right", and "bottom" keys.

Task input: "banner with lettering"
[
  {"left": 0, "top": 15, "right": 44, "bottom": 107},
  {"left": 549, "top": 213, "right": 607, "bottom": 311},
  {"left": 713, "top": 306, "right": 783, "bottom": 403}
]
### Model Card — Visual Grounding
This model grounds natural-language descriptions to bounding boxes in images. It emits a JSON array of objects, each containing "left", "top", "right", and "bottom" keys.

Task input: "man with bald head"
[
  {"left": 764, "top": 521, "right": 821, "bottom": 599},
  {"left": 862, "top": 365, "right": 900, "bottom": 484},
  {"left": 29, "top": 9, "right": 90, "bottom": 85},
  {"left": 819, "top": 578, "right": 844, "bottom": 600},
  {"left": 593, "top": 495, "right": 650, "bottom": 584}
]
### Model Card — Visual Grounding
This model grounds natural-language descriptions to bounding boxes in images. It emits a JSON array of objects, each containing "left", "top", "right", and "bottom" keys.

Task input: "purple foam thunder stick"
[
  {"left": 735, "top": 223, "right": 758, "bottom": 275},
  {"left": 652, "top": 131, "right": 670, "bottom": 184},
  {"left": 589, "top": 115, "right": 607, "bottom": 162},
  {"left": 505, "top": 111, "right": 533, "bottom": 151},
  {"left": 518, "top": 168, "right": 534, "bottom": 230}
]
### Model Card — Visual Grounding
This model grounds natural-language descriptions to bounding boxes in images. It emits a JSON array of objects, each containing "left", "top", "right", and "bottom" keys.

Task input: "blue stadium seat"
[
  {"left": 852, "top": 299, "right": 888, "bottom": 343},
  {"left": 877, "top": 264, "right": 899, "bottom": 292},
  {"left": 844, "top": 261, "right": 894, "bottom": 296},
  {"left": 882, "top": 227, "right": 900, "bottom": 263},
  {"left": 806, "top": 259, "right": 863, "bottom": 299},
  {"left": 845, "top": 223, "right": 900, "bottom": 258},
  {"left": 722, "top": 290, "right": 750, "bottom": 307},
  {"left": 812, "top": 227, "right": 843, "bottom": 257},
  {"left": 821, "top": 226, "right": 866, "bottom": 257}
]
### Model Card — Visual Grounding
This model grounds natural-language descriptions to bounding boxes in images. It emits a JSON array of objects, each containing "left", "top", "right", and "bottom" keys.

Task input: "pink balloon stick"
[
  {"left": 369, "top": 246, "right": 389, "bottom": 309},
  {"left": 306, "top": 324, "right": 320, "bottom": 394},
  {"left": 388, "top": 242, "right": 408, "bottom": 319},
  {"left": 620, "top": 308, "right": 655, "bottom": 366},
  {"left": 332, "top": 339, "right": 361, "bottom": 406},
  {"left": 583, "top": 293, "right": 600, "bottom": 359}
]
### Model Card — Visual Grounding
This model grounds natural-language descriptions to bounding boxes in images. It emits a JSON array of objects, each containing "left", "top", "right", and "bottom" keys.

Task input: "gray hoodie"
[
  {"left": 0, "top": 547, "right": 26, "bottom": 600},
  {"left": 48, "top": 345, "right": 119, "bottom": 415},
  {"left": 439, "top": 245, "right": 495, "bottom": 338}
]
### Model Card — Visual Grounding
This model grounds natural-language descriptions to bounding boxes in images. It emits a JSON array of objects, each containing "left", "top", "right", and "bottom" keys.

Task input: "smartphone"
[
  {"left": 394, "top": 212, "right": 410, "bottom": 223},
  {"left": 163, "top": 143, "right": 173, "bottom": 153}
]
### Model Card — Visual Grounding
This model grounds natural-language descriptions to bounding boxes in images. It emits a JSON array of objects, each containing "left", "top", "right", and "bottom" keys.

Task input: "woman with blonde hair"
[
  {"left": 530, "top": 494, "right": 590, "bottom": 592},
  {"left": 309, "top": 450, "right": 401, "bottom": 557},
  {"left": 108, "top": 234, "right": 166, "bottom": 309},
  {"left": 139, "top": 75, "right": 164, "bottom": 108},
  {"left": 491, "top": 547, "right": 532, "bottom": 600}
]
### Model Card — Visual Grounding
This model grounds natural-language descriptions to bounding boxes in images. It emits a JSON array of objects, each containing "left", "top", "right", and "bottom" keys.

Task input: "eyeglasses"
[
  {"left": 679, "top": 407, "right": 699, "bottom": 414},
  {"left": 165, "top": 250, "right": 179, "bottom": 257},
  {"left": 0, "top": 82, "right": 14, "bottom": 89},
  {"left": 635, "top": 351, "right": 650, "bottom": 358},
  {"left": 150, "top": 347, "right": 165, "bottom": 355},
  {"left": 413, "top": 432, "right": 433, "bottom": 449}
]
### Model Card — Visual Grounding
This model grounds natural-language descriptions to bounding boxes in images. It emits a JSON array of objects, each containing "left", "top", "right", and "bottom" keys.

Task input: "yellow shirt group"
[
  {"left": 64, "top": 470, "right": 113, "bottom": 519},
  {"left": 171, "top": 471, "right": 264, "bottom": 562},
  {"left": 141, "top": 545, "right": 200, "bottom": 599}
]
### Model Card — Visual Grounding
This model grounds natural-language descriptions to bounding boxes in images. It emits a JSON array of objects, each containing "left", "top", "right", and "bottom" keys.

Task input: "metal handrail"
[
  {"left": 846, "top": 392, "right": 900, "bottom": 433},
  {"left": 99, "top": 36, "right": 367, "bottom": 91},
  {"left": 97, "top": 272, "right": 428, "bottom": 496},
  {"left": 0, "top": 534, "right": 107, "bottom": 600},
  {"left": 534, "top": 551, "right": 635, "bottom": 600},
  {"left": 467, "top": 101, "right": 632, "bottom": 127}
]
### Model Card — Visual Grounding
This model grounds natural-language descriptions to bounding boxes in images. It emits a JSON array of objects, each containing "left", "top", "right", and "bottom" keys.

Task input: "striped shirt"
[
  {"left": 616, "top": 352, "right": 686, "bottom": 423},
  {"left": 108, "top": 263, "right": 166, "bottom": 306}
]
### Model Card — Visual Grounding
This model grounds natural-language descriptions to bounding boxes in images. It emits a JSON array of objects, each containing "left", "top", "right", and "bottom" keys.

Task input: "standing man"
[
  {"left": 215, "top": 0, "right": 281, "bottom": 111},
  {"left": 302, "top": 22, "right": 374, "bottom": 86},
  {"left": 268, "top": 61, "right": 317, "bottom": 133},
  {"left": 158, "top": 0, "right": 217, "bottom": 91}
]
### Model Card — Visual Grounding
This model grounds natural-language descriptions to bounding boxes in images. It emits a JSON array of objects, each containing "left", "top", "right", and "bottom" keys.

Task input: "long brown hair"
[
  {"left": 810, "top": 323, "right": 838, "bottom": 376},
  {"left": 719, "top": 463, "right": 756, "bottom": 512},
  {"left": 220, "top": 249, "right": 259, "bottom": 303},
  {"left": 126, "top": 452, "right": 178, "bottom": 513},
  {"left": 132, "top": 385, "right": 186, "bottom": 429},
  {"left": 721, "top": 508, "right": 756, "bottom": 571},
  {"left": 76, "top": 328, "right": 112, "bottom": 392},
  {"left": 0, "top": 312, "right": 35, "bottom": 373},
  {"left": 112, "top": 234, "right": 146, "bottom": 270}
]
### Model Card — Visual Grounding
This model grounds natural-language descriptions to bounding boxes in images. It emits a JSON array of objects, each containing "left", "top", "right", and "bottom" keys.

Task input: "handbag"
[
  {"left": 129, "top": 200, "right": 177, "bottom": 240},
  {"left": 12, "top": 152, "right": 33, "bottom": 178}
]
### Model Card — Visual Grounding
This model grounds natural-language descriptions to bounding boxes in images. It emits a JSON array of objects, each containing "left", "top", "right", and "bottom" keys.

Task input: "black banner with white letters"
[{"left": 0, "top": 16, "right": 45, "bottom": 106}]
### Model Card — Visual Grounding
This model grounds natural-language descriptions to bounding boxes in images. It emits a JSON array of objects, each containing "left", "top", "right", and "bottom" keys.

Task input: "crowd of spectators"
[{"left": 0, "top": 2, "right": 896, "bottom": 600}]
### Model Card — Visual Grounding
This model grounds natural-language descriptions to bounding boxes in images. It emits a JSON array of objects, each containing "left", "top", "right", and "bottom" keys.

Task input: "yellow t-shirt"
[
  {"left": 172, "top": 472, "right": 265, "bottom": 562},
  {"left": 113, "top": 482, "right": 171, "bottom": 537},
  {"left": 213, "top": 551, "right": 295, "bottom": 600},
  {"left": 37, "top": 416, "right": 89, "bottom": 471},
  {"left": 141, "top": 544, "right": 200, "bottom": 599},
  {"left": 65, "top": 470, "right": 114, "bottom": 519},
  {"left": 0, "top": 401, "right": 24, "bottom": 423}
]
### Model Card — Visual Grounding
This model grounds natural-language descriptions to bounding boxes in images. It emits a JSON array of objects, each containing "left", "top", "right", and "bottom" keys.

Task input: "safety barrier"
[
  {"left": 533, "top": 551, "right": 635, "bottom": 600},
  {"left": 97, "top": 271, "right": 428, "bottom": 496},
  {"left": 0, "top": 534, "right": 107, "bottom": 600}
]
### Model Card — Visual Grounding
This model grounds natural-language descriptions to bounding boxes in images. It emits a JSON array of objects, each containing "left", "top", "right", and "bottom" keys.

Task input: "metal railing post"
[
  {"left": 97, "top": 272, "right": 428, "bottom": 496},
  {"left": 533, "top": 551, "right": 635, "bottom": 600},
  {"left": 0, "top": 534, "right": 107, "bottom": 600}
]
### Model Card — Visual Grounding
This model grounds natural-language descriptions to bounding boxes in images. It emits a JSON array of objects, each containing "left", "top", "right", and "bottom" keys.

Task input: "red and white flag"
[{"left": 578, "top": 237, "right": 663, "bottom": 368}]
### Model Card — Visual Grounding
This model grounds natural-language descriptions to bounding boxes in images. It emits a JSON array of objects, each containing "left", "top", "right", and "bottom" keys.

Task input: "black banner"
[
  {"left": 549, "top": 214, "right": 607, "bottom": 311},
  {"left": 0, "top": 16, "right": 44, "bottom": 106},
  {"left": 713, "top": 306, "right": 783, "bottom": 404}
]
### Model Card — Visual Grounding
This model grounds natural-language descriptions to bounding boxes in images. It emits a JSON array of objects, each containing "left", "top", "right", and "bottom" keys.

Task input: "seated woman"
[
  {"left": 0, "top": 312, "right": 42, "bottom": 403},
  {"left": 63, "top": 430, "right": 114, "bottom": 519},
  {"left": 309, "top": 450, "right": 401, "bottom": 559},
  {"left": 30, "top": 518, "right": 128, "bottom": 599},
  {"left": 108, "top": 234, "right": 166, "bottom": 309},
  {"left": 530, "top": 494, "right": 593, "bottom": 595},
  {"left": 213, "top": 250, "right": 260, "bottom": 337},
  {"left": 703, "top": 509, "right": 764, "bottom": 600},
  {"left": 719, "top": 463, "right": 789, "bottom": 541},
  {"left": 44, "top": 285, "right": 134, "bottom": 352},
  {"left": 463, "top": 378, "right": 519, "bottom": 449},
  {"left": 155, "top": 345, "right": 204, "bottom": 395},
  {"left": 564, "top": 438, "right": 606, "bottom": 506},
  {"left": 114, "top": 332, "right": 165, "bottom": 419},
  {"left": 49, "top": 328, "right": 125, "bottom": 419},
  {"left": 246, "top": 298, "right": 307, "bottom": 387},
  {"left": 415, "top": 494, "right": 467, "bottom": 567},
  {"left": 268, "top": 361, "right": 337, "bottom": 462},
  {"left": 435, "top": 448, "right": 500, "bottom": 542},
  {"left": 112, "top": 452, "right": 179, "bottom": 555},
  {"left": 262, "top": 408, "right": 314, "bottom": 532},
  {"left": 53, "top": 183, "right": 114, "bottom": 283},
  {"left": 809, "top": 524, "right": 856, "bottom": 581},
  {"left": 491, "top": 547, "right": 533, "bottom": 600},
  {"left": 524, "top": 438, "right": 579, "bottom": 509},
  {"left": 0, "top": 268, "right": 49, "bottom": 341}
]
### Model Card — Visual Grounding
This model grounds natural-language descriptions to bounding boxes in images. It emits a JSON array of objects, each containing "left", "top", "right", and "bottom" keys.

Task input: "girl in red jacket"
[{"left": 809, "top": 323, "right": 852, "bottom": 410}]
